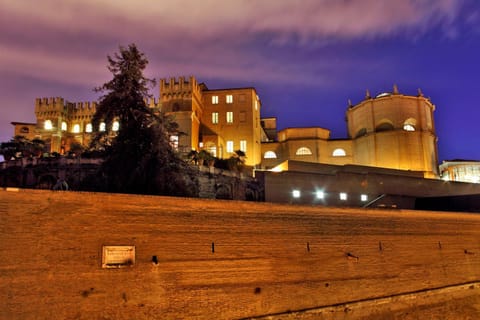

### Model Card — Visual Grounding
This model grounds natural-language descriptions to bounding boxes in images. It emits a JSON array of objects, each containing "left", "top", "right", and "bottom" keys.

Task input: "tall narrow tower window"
[
  {"left": 44, "top": 120, "right": 53, "bottom": 130},
  {"left": 112, "top": 121, "right": 119, "bottom": 132},
  {"left": 212, "top": 112, "right": 219, "bottom": 124},
  {"left": 61, "top": 122, "right": 67, "bottom": 131},
  {"left": 226, "top": 111, "right": 233, "bottom": 123}
]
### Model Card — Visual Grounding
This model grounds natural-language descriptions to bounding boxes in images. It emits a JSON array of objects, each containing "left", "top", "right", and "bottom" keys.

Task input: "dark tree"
[
  {"left": 88, "top": 44, "right": 198, "bottom": 196},
  {"left": 0, "top": 136, "right": 45, "bottom": 160}
]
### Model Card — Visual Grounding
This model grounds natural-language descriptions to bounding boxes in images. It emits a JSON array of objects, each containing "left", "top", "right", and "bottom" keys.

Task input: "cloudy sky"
[{"left": 1, "top": 0, "right": 480, "bottom": 162}]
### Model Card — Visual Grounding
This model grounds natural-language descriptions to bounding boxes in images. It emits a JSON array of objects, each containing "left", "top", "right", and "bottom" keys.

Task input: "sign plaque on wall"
[{"left": 102, "top": 246, "right": 135, "bottom": 268}]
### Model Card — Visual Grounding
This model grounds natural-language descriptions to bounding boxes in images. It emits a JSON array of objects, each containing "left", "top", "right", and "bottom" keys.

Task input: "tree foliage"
[
  {"left": 0, "top": 136, "right": 45, "bottom": 160},
  {"left": 88, "top": 44, "right": 198, "bottom": 196}
]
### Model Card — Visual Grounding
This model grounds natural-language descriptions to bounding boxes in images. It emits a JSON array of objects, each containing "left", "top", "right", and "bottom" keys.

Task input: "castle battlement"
[{"left": 160, "top": 76, "right": 201, "bottom": 97}]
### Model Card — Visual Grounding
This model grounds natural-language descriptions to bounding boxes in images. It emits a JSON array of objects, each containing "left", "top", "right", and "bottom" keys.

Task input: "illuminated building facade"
[
  {"left": 440, "top": 160, "right": 480, "bottom": 183},
  {"left": 11, "top": 77, "right": 263, "bottom": 167},
  {"left": 261, "top": 86, "right": 439, "bottom": 178},
  {"left": 12, "top": 81, "right": 440, "bottom": 177}
]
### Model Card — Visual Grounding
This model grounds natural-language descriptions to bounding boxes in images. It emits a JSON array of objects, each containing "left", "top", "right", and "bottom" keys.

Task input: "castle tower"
[
  {"left": 346, "top": 87, "right": 438, "bottom": 177},
  {"left": 32, "top": 97, "right": 98, "bottom": 154},
  {"left": 159, "top": 76, "right": 203, "bottom": 153}
]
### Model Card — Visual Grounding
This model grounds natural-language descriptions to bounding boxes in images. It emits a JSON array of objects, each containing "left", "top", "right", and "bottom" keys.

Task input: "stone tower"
[{"left": 346, "top": 86, "right": 438, "bottom": 177}]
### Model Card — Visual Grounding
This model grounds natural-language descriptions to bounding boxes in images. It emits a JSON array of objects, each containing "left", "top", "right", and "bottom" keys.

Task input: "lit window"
[
  {"left": 170, "top": 135, "right": 179, "bottom": 150},
  {"left": 112, "top": 121, "right": 119, "bottom": 132},
  {"left": 403, "top": 118, "right": 417, "bottom": 132},
  {"left": 212, "top": 96, "right": 219, "bottom": 104},
  {"left": 240, "top": 140, "right": 247, "bottom": 152},
  {"left": 340, "top": 193, "right": 348, "bottom": 200},
  {"left": 99, "top": 122, "right": 106, "bottom": 132},
  {"left": 226, "top": 95, "right": 233, "bottom": 104},
  {"left": 292, "top": 190, "right": 301, "bottom": 198},
  {"left": 226, "top": 111, "right": 233, "bottom": 123},
  {"left": 85, "top": 123, "right": 92, "bottom": 133},
  {"left": 226, "top": 140, "right": 234, "bottom": 153},
  {"left": 264, "top": 151, "right": 277, "bottom": 159},
  {"left": 73, "top": 124, "right": 80, "bottom": 133},
  {"left": 44, "top": 120, "right": 53, "bottom": 130},
  {"left": 212, "top": 112, "right": 219, "bottom": 124},
  {"left": 332, "top": 148, "right": 346, "bottom": 157},
  {"left": 361, "top": 194, "right": 368, "bottom": 202},
  {"left": 296, "top": 147, "right": 312, "bottom": 156},
  {"left": 316, "top": 191, "right": 324, "bottom": 199},
  {"left": 255, "top": 100, "right": 258, "bottom": 111},
  {"left": 199, "top": 142, "right": 204, "bottom": 148},
  {"left": 61, "top": 122, "right": 67, "bottom": 131}
]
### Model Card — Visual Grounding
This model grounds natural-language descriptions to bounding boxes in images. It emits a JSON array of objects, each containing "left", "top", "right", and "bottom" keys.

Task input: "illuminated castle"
[{"left": 12, "top": 79, "right": 439, "bottom": 177}]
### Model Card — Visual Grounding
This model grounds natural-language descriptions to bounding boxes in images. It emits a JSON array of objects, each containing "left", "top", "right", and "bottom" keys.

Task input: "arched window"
[
  {"left": 296, "top": 147, "right": 312, "bottom": 156},
  {"left": 376, "top": 122, "right": 394, "bottom": 132},
  {"left": 44, "top": 120, "right": 53, "bottom": 130},
  {"left": 112, "top": 121, "right": 119, "bottom": 132},
  {"left": 99, "top": 122, "right": 106, "bottom": 132},
  {"left": 264, "top": 151, "right": 277, "bottom": 159},
  {"left": 85, "top": 123, "right": 93, "bottom": 133},
  {"left": 355, "top": 128, "right": 367, "bottom": 138},
  {"left": 332, "top": 148, "right": 346, "bottom": 157},
  {"left": 61, "top": 122, "right": 67, "bottom": 131},
  {"left": 72, "top": 124, "right": 80, "bottom": 133},
  {"left": 403, "top": 118, "right": 416, "bottom": 131}
]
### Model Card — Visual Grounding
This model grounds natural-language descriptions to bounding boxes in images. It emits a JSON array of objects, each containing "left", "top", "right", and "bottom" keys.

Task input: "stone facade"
[
  {"left": 12, "top": 82, "right": 440, "bottom": 177},
  {"left": 1, "top": 189, "right": 479, "bottom": 319}
]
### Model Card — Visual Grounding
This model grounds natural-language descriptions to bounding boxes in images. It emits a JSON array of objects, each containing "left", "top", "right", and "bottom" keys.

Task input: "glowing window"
[
  {"left": 212, "top": 112, "right": 219, "bottom": 124},
  {"left": 332, "top": 148, "right": 346, "bottom": 157},
  {"left": 226, "top": 95, "right": 233, "bottom": 104},
  {"left": 212, "top": 96, "right": 219, "bottom": 104},
  {"left": 240, "top": 140, "right": 247, "bottom": 152},
  {"left": 403, "top": 124, "right": 415, "bottom": 131},
  {"left": 73, "top": 124, "right": 80, "bottom": 133},
  {"left": 170, "top": 135, "right": 179, "bottom": 150},
  {"left": 316, "top": 191, "right": 324, "bottom": 199},
  {"left": 255, "top": 100, "right": 258, "bottom": 111},
  {"left": 61, "top": 122, "right": 67, "bottom": 131},
  {"left": 226, "top": 111, "right": 233, "bottom": 123},
  {"left": 85, "top": 123, "right": 93, "bottom": 133},
  {"left": 292, "top": 190, "right": 301, "bottom": 198},
  {"left": 99, "top": 122, "right": 106, "bottom": 132},
  {"left": 226, "top": 140, "right": 234, "bottom": 153},
  {"left": 44, "top": 120, "right": 53, "bottom": 130},
  {"left": 264, "top": 151, "right": 277, "bottom": 159},
  {"left": 112, "top": 121, "right": 119, "bottom": 132},
  {"left": 296, "top": 147, "right": 312, "bottom": 156},
  {"left": 339, "top": 193, "right": 348, "bottom": 201},
  {"left": 361, "top": 194, "right": 368, "bottom": 202}
]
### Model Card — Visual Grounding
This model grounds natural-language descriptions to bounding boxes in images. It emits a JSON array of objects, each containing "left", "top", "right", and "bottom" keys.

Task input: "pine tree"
[{"left": 88, "top": 44, "right": 198, "bottom": 196}]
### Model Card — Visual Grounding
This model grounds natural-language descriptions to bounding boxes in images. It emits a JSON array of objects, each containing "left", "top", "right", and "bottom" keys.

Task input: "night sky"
[{"left": 1, "top": 0, "right": 480, "bottom": 163}]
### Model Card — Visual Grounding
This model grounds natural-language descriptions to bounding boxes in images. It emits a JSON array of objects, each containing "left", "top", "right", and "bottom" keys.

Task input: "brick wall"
[{"left": 0, "top": 189, "right": 479, "bottom": 319}]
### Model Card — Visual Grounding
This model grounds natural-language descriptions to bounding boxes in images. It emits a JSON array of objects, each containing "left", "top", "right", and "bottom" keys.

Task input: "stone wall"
[{"left": 0, "top": 189, "right": 479, "bottom": 319}]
